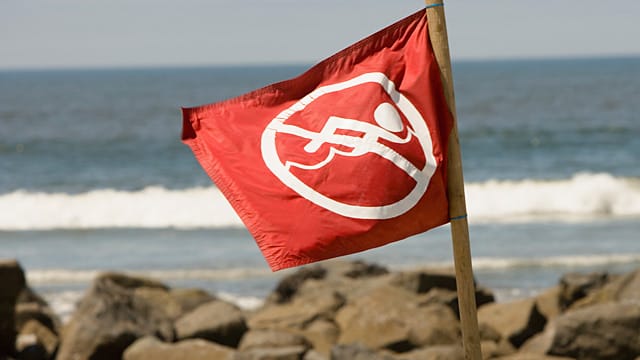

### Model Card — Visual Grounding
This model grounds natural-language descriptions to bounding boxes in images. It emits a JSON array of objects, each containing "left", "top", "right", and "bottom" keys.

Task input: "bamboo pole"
[{"left": 425, "top": 1, "right": 483, "bottom": 360}]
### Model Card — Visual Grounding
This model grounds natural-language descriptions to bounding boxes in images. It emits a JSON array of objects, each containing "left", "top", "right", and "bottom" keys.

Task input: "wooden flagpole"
[{"left": 425, "top": 1, "right": 483, "bottom": 359}]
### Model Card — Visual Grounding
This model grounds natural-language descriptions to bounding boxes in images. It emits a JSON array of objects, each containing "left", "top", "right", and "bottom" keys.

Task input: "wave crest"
[
  {"left": 1, "top": 173, "right": 638, "bottom": 230},
  {"left": 467, "top": 172, "right": 640, "bottom": 223}
]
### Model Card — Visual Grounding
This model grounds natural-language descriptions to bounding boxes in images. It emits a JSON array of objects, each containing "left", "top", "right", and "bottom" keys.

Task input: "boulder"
[
  {"left": 534, "top": 286, "right": 562, "bottom": 321},
  {"left": 493, "top": 354, "right": 574, "bottom": 360},
  {"left": 16, "top": 287, "right": 48, "bottom": 306},
  {"left": 0, "top": 259, "right": 26, "bottom": 357},
  {"left": 169, "top": 288, "right": 216, "bottom": 314},
  {"left": 56, "top": 272, "right": 181, "bottom": 360},
  {"left": 474, "top": 286, "right": 497, "bottom": 308},
  {"left": 546, "top": 302, "right": 640, "bottom": 360},
  {"left": 15, "top": 301, "right": 61, "bottom": 335},
  {"left": 15, "top": 319, "right": 58, "bottom": 360},
  {"left": 478, "top": 298, "right": 546, "bottom": 348},
  {"left": 330, "top": 343, "right": 396, "bottom": 360},
  {"left": 123, "top": 336, "right": 235, "bottom": 360},
  {"left": 390, "top": 269, "right": 494, "bottom": 309},
  {"left": 398, "top": 345, "right": 464, "bottom": 360},
  {"left": 390, "top": 269, "right": 458, "bottom": 294},
  {"left": 233, "top": 346, "right": 308, "bottom": 360},
  {"left": 335, "top": 285, "right": 459, "bottom": 352},
  {"left": 417, "top": 289, "right": 459, "bottom": 313},
  {"left": 238, "top": 329, "right": 310, "bottom": 351},
  {"left": 299, "top": 319, "right": 340, "bottom": 356},
  {"left": 175, "top": 299, "right": 248, "bottom": 348},
  {"left": 341, "top": 260, "right": 389, "bottom": 279},
  {"left": 478, "top": 323, "right": 501, "bottom": 343},
  {"left": 418, "top": 287, "right": 495, "bottom": 319},
  {"left": 15, "top": 286, "right": 62, "bottom": 340},
  {"left": 249, "top": 291, "right": 345, "bottom": 331},
  {"left": 267, "top": 265, "right": 327, "bottom": 304},
  {"left": 571, "top": 268, "right": 640, "bottom": 310},
  {"left": 303, "top": 350, "right": 327, "bottom": 360},
  {"left": 519, "top": 329, "right": 555, "bottom": 355},
  {"left": 480, "top": 340, "right": 516, "bottom": 360},
  {"left": 558, "top": 272, "right": 609, "bottom": 309},
  {"left": 317, "top": 260, "right": 389, "bottom": 279},
  {"left": 265, "top": 260, "right": 394, "bottom": 308}
]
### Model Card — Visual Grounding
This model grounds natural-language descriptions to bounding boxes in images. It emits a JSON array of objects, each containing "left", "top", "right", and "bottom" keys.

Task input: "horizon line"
[{"left": 1, "top": 53, "right": 639, "bottom": 73}]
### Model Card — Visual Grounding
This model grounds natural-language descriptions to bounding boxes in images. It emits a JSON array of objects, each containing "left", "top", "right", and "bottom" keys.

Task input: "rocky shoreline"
[{"left": 1, "top": 259, "right": 639, "bottom": 360}]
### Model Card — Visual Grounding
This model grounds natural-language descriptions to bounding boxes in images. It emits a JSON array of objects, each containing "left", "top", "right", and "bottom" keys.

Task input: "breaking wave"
[
  {"left": 466, "top": 172, "right": 640, "bottom": 223},
  {"left": 1, "top": 172, "right": 638, "bottom": 230}
]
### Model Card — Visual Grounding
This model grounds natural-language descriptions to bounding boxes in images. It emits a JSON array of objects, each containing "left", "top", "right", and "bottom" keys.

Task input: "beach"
[{"left": 1, "top": 58, "right": 639, "bottom": 358}]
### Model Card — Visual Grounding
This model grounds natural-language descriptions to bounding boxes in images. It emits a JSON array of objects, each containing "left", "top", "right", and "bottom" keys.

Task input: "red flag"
[{"left": 182, "top": 10, "right": 453, "bottom": 271}]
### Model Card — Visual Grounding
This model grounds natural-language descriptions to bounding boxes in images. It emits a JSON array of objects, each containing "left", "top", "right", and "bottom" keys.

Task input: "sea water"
[{"left": 1, "top": 58, "right": 639, "bottom": 319}]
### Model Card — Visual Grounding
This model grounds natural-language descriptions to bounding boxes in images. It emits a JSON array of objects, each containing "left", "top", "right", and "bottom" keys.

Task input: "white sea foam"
[
  {"left": 394, "top": 253, "right": 640, "bottom": 272},
  {"left": 1, "top": 173, "right": 639, "bottom": 230},
  {"left": 471, "top": 253, "right": 640, "bottom": 270},
  {"left": 26, "top": 267, "right": 276, "bottom": 285},
  {"left": 217, "top": 292, "right": 265, "bottom": 311},
  {"left": 41, "top": 290, "right": 84, "bottom": 324},
  {"left": 466, "top": 172, "right": 640, "bottom": 223},
  {"left": 0, "top": 186, "right": 242, "bottom": 230}
]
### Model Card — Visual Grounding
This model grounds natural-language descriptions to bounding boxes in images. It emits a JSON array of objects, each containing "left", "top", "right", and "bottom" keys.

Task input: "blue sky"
[{"left": 1, "top": 0, "right": 639, "bottom": 69}]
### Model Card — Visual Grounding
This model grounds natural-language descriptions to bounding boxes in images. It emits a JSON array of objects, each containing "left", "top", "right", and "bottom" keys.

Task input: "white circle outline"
[{"left": 261, "top": 72, "right": 437, "bottom": 220}]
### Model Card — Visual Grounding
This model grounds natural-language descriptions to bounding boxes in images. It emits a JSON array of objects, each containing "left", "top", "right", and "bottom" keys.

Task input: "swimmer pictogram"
[{"left": 261, "top": 72, "right": 437, "bottom": 220}]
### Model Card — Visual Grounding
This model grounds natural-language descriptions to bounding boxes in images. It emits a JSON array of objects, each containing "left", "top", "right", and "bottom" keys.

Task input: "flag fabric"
[{"left": 181, "top": 9, "right": 453, "bottom": 271}]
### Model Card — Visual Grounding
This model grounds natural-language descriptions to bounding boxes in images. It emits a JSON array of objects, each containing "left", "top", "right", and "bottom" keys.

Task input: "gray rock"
[
  {"left": 56, "top": 272, "right": 181, "bottom": 360},
  {"left": 547, "top": 302, "right": 640, "bottom": 360},
  {"left": 571, "top": 268, "right": 640, "bottom": 310},
  {"left": 398, "top": 345, "right": 464, "bottom": 360},
  {"left": 341, "top": 260, "right": 389, "bottom": 279},
  {"left": 238, "top": 329, "right": 310, "bottom": 351},
  {"left": 390, "top": 269, "right": 494, "bottom": 310},
  {"left": 417, "top": 289, "right": 459, "bottom": 312},
  {"left": 478, "top": 298, "right": 546, "bottom": 348},
  {"left": 534, "top": 286, "right": 562, "bottom": 321},
  {"left": 303, "top": 350, "right": 327, "bottom": 360},
  {"left": 267, "top": 265, "right": 327, "bottom": 304},
  {"left": 175, "top": 300, "right": 248, "bottom": 348},
  {"left": 390, "top": 269, "right": 458, "bottom": 294},
  {"left": 474, "top": 286, "right": 497, "bottom": 309},
  {"left": 0, "top": 260, "right": 26, "bottom": 357},
  {"left": 15, "top": 301, "right": 61, "bottom": 335},
  {"left": 493, "top": 354, "right": 574, "bottom": 360},
  {"left": 265, "top": 260, "right": 393, "bottom": 307},
  {"left": 480, "top": 340, "right": 516, "bottom": 360},
  {"left": 15, "top": 319, "right": 58, "bottom": 360},
  {"left": 330, "top": 343, "right": 396, "bottom": 360},
  {"left": 123, "top": 336, "right": 235, "bottom": 360},
  {"left": 299, "top": 319, "right": 339, "bottom": 356},
  {"left": 249, "top": 291, "right": 345, "bottom": 331},
  {"left": 478, "top": 323, "right": 501, "bottom": 343},
  {"left": 169, "top": 288, "right": 216, "bottom": 314},
  {"left": 233, "top": 346, "right": 308, "bottom": 360},
  {"left": 335, "top": 285, "right": 459, "bottom": 352},
  {"left": 558, "top": 272, "right": 609, "bottom": 309},
  {"left": 418, "top": 287, "right": 495, "bottom": 319}
]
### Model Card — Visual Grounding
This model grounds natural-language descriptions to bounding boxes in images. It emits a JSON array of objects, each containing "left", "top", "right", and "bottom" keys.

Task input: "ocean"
[{"left": 1, "top": 58, "right": 639, "bottom": 320}]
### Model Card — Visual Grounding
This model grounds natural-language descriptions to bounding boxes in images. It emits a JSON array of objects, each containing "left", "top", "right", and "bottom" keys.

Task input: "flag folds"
[{"left": 182, "top": 10, "right": 453, "bottom": 270}]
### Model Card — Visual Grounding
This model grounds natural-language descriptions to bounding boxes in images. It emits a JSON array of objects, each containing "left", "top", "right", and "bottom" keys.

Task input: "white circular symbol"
[{"left": 261, "top": 72, "right": 437, "bottom": 220}]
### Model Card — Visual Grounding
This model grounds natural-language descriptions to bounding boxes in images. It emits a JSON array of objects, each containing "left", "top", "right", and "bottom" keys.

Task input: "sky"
[{"left": 1, "top": 0, "right": 639, "bottom": 69}]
